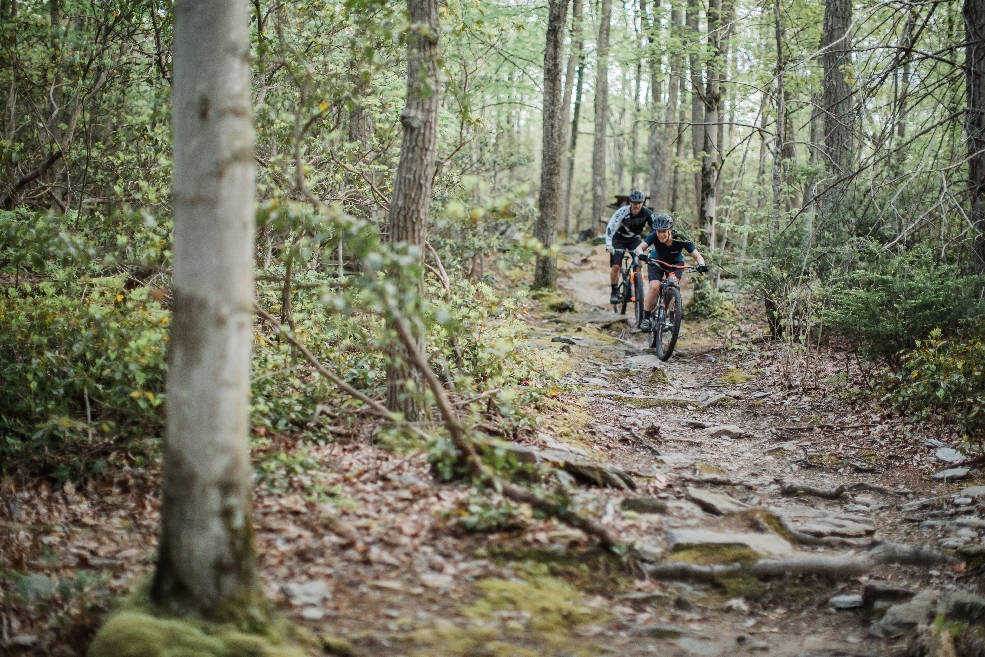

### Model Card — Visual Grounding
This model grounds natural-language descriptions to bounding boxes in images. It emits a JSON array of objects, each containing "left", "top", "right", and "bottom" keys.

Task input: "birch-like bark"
[
  {"left": 700, "top": 0, "right": 722, "bottom": 249},
  {"left": 687, "top": 0, "right": 703, "bottom": 227},
  {"left": 152, "top": 0, "right": 261, "bottom": 619},
  {"left": 591, "top": 0, "right": 613, "bottom": 229},
  {"left": 385, "top": 0, "right": 440, "bottom": 420},
  {"left": 533, "top": 0, "right": 569, "bottom": 289}
]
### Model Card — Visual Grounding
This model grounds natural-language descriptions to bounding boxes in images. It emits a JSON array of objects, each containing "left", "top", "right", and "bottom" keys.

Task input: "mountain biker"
[
  {"left": 605, "top": 190, "right": 655, "bottom": 305},
  {"left": 635, "top": 213, "right": 708, "bottom": 331}
]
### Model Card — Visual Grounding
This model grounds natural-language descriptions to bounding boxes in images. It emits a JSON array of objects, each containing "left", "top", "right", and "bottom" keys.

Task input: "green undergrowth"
[
  {"left": 407, "top": 562, "right": 611, "bottom": 657},
  {"left": 485, "top": 546, "right": 629, "bottom": 595},
  {"left": 719, "top": 367, "right": 755, "bottom": 384}
]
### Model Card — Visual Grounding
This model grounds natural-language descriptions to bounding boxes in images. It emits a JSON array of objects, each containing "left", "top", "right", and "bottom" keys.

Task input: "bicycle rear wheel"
[
  {"left": 655, "top": 286, "right": 683, "bottom": 361},
  {"left": 619, "top": 276, "right": 629, "bottom": 315},
  {"left": 632, "top": 270, "right": 645, "bottom": 328}
]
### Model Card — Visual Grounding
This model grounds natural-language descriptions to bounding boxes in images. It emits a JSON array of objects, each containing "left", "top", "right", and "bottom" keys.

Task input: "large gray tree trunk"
[
  {"left": 659, "top": 0, "right": 683, "bottom": 212},
  {"left": 700, "top": 0, "right": 723, "bottom": 249},
  {"left": 534, "top": 0, "right": 569, "bottom": 289},
  {"left": 967, "top": 0, "right": 985, "bottom": 274},
  {"left": 385, "top": 0, "right": 440, "bottom": 420},
  {"left": 591, "top": 0, "right": 613, "bottom": 231},
  {"left": 152, "top": 0, "right": 261, "bottom": 621},
  {"left": 642, "top": 0, "right": 665, "bottom": 209}
]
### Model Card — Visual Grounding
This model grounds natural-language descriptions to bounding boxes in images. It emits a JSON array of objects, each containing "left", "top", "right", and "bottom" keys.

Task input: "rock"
[
  {"left": 639, "top": 624, "right": 690, "bottom": 638},
  {"left": 17, "top": 574, "right": 55, "bottom": 601},
  {"left": 674, "top": 594, "right": 698, "bottom": 611},
  {"left": 686, "top": 486, "right": 750, "bottom": 515},
  {"left": 665, "top": 528, "right": 794, "bottom": 557},
  {"left": 931, "top": 467, "right": 971, "bottom": 482},
  {"left": 551, "top": 336, "right": 577, "bottom": 345},
  {"left": 902, "top": 496, "right": 946, "bottom": 512},
  {"left": 954, "top": 497, "right": 974, "bottom": 506},
  {"left": 704, "top": 424, "right": 755, "bottom": 439},
  {"left": 829, "top": 593, "right": 864, "bottom": 610},
  {"left": 684, "top": 420, "right": 708, "bottom": 429},
  {"left": 924, "top": 438, "right": 947, "bottom": 449},
  {"left": 284, "top": 580, "right": 332, "bottom": 606},
  {"left": 954, "top": 516, "right": 985, "bottom": 529},
  {"left": 621, "top": 496, "right": 669, "bottom": 514},
  {"left": 940, "top": 591, "right": 985, "bottom": 624},
  {"left": 935, "top": 447, "right": 965, "bottom": 463},
  {"left": 869, "top": 589, "right": 939, "bottom": 638},
  {"left": 419, "top": 573, "right": 454, "bottom": 589},
  {"left": 862, "top": 582, "right": 914, "bottom": 614},
  {"left": 301, "top": 606, "right": 326, "bottom": 620},
  {"left": 960, "top": 486, "right": 985, "bottom": 499},
  {"left": 796, "top": 514, "right": 875, "bottom": 538}
]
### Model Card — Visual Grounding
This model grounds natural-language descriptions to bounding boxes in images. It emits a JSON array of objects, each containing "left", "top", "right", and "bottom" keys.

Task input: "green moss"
[
  {"left": 320, "top": 634, "right": 355, "bottom": 656},
  {"left": 486, "top": 546, "right": 628, "bottom": 594},
  {"left": 806, "top": 453, "right": 843, "bottom": 468},
  {"left": 719, "top": 368, "right": 754, "bottom": 385},
  {"left": 623, "top": 396, "right": 691, "bottom": 409},
  {"left": 88, "top": 610, "right": 308, "bottom": 657},
  {"left": 667, "top": 544, "right": 763, "bottom": 567},
  {"left": 717, "top": 573, "right": 766, "bottom": 599},
  {"left": 530, "top": 288, "right": 575, "bottom": 313},
  {"left": 696, "top": 462, "right": 724, "bottom": 475}
]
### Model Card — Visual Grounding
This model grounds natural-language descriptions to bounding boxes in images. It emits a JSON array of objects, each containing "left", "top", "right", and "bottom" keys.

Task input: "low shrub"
[{"left": 886, "top": 329, "right": 985, "bottom": 451}]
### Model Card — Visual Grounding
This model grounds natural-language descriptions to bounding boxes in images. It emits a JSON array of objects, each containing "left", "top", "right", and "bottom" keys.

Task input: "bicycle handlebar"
[{"left": 638, "top": 254, "right": 707, "bottom": 273}]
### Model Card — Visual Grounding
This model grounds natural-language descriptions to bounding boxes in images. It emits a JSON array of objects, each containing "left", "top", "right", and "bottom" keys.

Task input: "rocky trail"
[{"left": 4, "top": 244, "right": 984, "bottom": 657}]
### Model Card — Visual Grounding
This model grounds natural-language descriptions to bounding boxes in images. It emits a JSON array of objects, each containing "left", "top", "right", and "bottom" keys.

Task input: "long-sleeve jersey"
[{"left": 605, "top": 205, "right": 655, "bottom": 250}]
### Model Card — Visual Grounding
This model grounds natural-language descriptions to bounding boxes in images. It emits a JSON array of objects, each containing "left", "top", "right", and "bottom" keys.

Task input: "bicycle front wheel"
[
  {"left": 655, "top": 286, "right": 683, "bottom": 361},
  {"left": 619, "top": 278, "right": 629, "bottom": 315},
  {"left": 633, "top": 271, "right": 646, "bottom": 328}
]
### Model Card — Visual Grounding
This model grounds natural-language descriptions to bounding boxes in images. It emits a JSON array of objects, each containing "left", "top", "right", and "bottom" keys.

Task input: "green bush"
[
  {"left": 821, "top": 242, "right": 983, "bottom": 365},
  {"left": 886, "top": 329, "right": 985, "bottom": 451},
  {"left": 0, "top": 279, "right": 168, "bottom": 479}
]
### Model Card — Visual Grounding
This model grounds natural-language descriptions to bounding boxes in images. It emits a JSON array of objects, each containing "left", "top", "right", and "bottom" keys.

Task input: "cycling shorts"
[
  {"left": 609, "top": 234, "right": 643, "bottom": 266},
  {"left": 648, "top": 261, "right": 687, "bottom": 284}
]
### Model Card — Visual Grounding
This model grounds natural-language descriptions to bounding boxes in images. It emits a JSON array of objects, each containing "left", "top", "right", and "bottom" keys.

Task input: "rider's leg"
[{"left": 610, "top": 264, "right": 620, "bottom": 286}]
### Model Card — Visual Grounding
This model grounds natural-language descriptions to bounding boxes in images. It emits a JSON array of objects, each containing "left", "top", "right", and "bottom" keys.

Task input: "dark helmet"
[
  {"left": 654, "top": 213, "right": 673, "bottom": 230},
  {"left": 628, "top": 190, "right": 644, "bottom": 204}
]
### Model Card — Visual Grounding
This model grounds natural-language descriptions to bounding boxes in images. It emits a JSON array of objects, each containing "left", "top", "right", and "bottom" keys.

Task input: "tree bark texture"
[
  {"left": 966, "top": 0, "right": 985, "bottom": 274},
  {"left": 385, "top": 0, "right": 440, "bottom": 419},
  {"left": 660, "top": 0, "right": 683, "bottom": 213},
  {"left": 591, "top": 0, "right": 613, "bottom": 231},
  {"left": 700, "top": 0, "right": 723, "bottom": 249},
  {"left": 643, "top": 0, "right": 666, "bottom": 210},
  {"left": 821, "top": 0, "right": 853, "bottom": 175},
  {"left": 687, "top": 0, "right": 703, "bottom": 228},
  {"left": 559, "top": 0, "right": 584, "bottom": 236},
  {"left": 533, "top": 0, "right": 569, "bottom": 289},
  {"left": 152, "top": 0, "right": 261, "bottom": 620}
]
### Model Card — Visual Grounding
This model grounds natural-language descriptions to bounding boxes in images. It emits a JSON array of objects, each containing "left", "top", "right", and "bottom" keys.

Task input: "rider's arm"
[
  {"left": 688, "top": 247, "right": 707, "bottom": 267},
  {"left": 605, "top": 207, "right": 627, "bottom": 251}
]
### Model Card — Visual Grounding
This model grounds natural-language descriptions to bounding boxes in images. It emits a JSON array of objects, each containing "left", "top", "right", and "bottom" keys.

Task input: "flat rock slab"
[
  {"left": 703, "top": 424, "right": 759, "bottom": 440},
  {"left": 796, "top": 515, "right": 875, "bottom": 538},
  {"left": 686, "top": 486, "right": 750, "bottom": 515},
  {"left": 935, "top": 447, "right": 965, "bottom": 463},
  {"left": 931, "top": 467, "right": 971, "bottom": 481},
  {"left": 960, "top": 485, "right": 985, "bottom": 499},
  {"left": 666, "top": 528, "right": 794, "bottom": 556},
  {"left": 626, "top": 354, "right": 667, "bottom": 368}
]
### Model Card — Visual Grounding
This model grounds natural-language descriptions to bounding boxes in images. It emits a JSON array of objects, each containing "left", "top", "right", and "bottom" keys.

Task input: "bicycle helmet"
[
  {"left": 628, "top": 190, "right": 644, "bottom": 204},
  {"left": 653, "top": 213, "right": 674, "bottom": 230}
]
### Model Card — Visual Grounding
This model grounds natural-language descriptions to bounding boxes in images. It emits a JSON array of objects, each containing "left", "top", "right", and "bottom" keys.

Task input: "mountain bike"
[
  {"left": 611, "top": 248, "right": 646, "bottom": 328},
  {"left": 642, "top": 257, "right": 700, "bottom": 361}
]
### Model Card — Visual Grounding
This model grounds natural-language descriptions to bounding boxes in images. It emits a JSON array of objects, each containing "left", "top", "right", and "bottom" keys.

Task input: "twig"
[{"left": 454, "top": 388, "right": 502, "bottom": 407}]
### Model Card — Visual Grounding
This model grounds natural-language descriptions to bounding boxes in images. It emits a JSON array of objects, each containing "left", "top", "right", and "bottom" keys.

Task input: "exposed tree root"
[
  {"left": 777, "top": 478, "right": 907, "bottom": 499},
  {"left": 643, "top": 541, "right": 960, "bottom": 583}
]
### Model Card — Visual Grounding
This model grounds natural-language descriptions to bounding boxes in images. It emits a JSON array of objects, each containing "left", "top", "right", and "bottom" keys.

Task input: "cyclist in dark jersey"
[
  {"left": 605, "top": 190, "right": 655, "bottom": 305},
  {"left": 635, "top": 213, "right": 708, "bottom": 331}
]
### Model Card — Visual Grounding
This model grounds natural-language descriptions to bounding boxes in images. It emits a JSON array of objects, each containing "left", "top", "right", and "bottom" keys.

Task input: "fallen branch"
[
  {"left": 644, "top": 541, "right": 960, "bottom": 582},
  {"left": 389, "top": 312, "right": 625, "bottom": 551}
]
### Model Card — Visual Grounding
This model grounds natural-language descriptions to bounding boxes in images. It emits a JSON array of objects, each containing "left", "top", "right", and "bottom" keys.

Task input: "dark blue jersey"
[{"left": 643, "top": 230, "right": 696, "bottom": 264}]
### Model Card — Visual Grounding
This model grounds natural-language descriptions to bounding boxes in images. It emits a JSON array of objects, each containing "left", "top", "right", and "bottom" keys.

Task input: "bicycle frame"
[{"left": 612, "top": 249, "right": 647, "bottom": 325}]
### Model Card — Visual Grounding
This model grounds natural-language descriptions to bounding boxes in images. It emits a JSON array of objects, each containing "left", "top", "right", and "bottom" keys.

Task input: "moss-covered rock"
[{"left": 719, "top": 368, "right": 754, "bottom": 385}]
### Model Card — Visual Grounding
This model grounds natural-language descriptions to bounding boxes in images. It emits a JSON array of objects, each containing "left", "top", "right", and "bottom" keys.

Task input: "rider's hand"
[
  {"left": 637, "top": 252, "right": 649, "bottom": 262},
  {"left": 697, "top": 264, "right": 709, "bottom": 273}
]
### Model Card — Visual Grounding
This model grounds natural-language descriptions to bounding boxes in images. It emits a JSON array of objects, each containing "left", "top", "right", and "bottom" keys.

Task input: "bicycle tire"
[
  {"left": 632, "top": 269, "right": 645, "bottom": 328},
  {"left": 655, "top": 286, "right": 683, "bottom": 361},
  {"left": 619, "top": 275, "right": 629, "bottom": 315}
]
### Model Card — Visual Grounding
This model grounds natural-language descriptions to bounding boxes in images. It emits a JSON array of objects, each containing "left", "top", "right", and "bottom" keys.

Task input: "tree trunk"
[
  {"left": 770, "top": 0, "right": 785, "bottom": 242},
  {"left": 385, "top": 0, "right": 440, "bottom": 420},
  {"left": 152, "top": 0, "right": 262, "bottom": 622},
  {"left": 671, "top": 73, "right": 687, "bottom": 214},
  {"left": 967, "top": 0, "right": 985, "bottom": 274},
  {"left": 559, "top": 0, "right": 584, "bottom": 236},
  {"left": 821, "top": 0, "right": 853, "bottom": 182},
  {"left": 660, "top": 0, "right": 683, "bottom": 212},
  {"left": 591, "top": 0, "right": 613, "bottom": 231},
  {"left": 533, "top": 0, "right": 569, "bottom": 289},
  {"left": 687, "top": 0, "right": 703, "bottom": 230},
  {"left": 643, "top": 0, "right": 666, "bottom": 209},
  {"left": 700, "top": 0, "right": 722, "bottom": 249}
]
